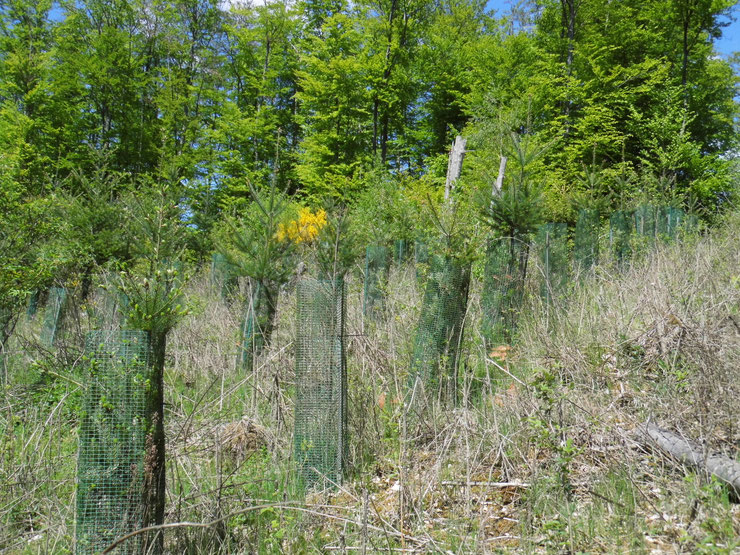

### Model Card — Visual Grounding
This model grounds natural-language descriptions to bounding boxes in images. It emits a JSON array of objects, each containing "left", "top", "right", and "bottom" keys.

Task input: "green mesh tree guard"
[
  {"left": 40, "top": 287, "right": 68, "bottom": 347},
  {"left": 633, "top": 205, "right": 656, "bottom": 238},
  {"left": 656, "top": 206, "right": 686, "bottom": 239},
  {"left": 481, "top": 238, "right": 528, "bottom": 346},
  {"left": 409, "top": 255, "right": 471, "bottom": 402},
  {"left": 363, "top": 245, "right": 390, "bottom": 317},
  {"left": 294, "top": 278, "right": 347, "bottom": 489},
  {"left": 27, "top": 290, "right": 39, "bottom": 318},
  {"left": 211, "top": 253, "right": 239, "bottom": 300},
  {"left": 414, "top": 239, "right": 430, "bottom": 281},
  {"left": 76, "top": 330, "right": 150, "bottom": 555},
  {"left": 609, "top": 211, "right": 632, "bottom": 265},
  {"left": 238, "top": 282, "right": 277, "bottom": 372},
  {"left": 537, "top": 223, "right": 569, "bottom": 304},
  {"left": 394, "top": 239, "right": 410, "bottom": 264},
  {"left": 574, "top": 209, "right": 599, "bottom": 274}
]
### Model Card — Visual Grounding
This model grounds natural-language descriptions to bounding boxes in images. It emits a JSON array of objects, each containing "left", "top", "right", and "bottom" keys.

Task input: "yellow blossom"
[{"left": 275, "top": 208, "right": 327, "bottom": 244}]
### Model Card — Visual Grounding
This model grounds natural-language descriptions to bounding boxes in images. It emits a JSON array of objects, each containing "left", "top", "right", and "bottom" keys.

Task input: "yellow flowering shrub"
[{"left": 275, "top": 207, "right": 327, "bottom": 244}]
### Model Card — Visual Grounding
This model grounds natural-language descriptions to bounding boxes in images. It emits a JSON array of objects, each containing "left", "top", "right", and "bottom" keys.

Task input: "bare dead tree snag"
[
  {"left": 494, "top": 155, "right": 507, "bottom": 196},
  {"left": 444, "top": 135, "right": 467, "bottom": 201}
]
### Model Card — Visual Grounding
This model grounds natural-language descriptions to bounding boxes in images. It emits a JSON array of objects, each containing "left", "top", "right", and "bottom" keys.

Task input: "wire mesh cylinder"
[
  {"left": 633, "top": 205, "right": 656, "bottom": 239},
  {"left": 40, "top": 287, "right": 67, "bottom": 347},
  {"left": 684, "top": 213, "right": 699, "bottom": 232},
  {"left": 238, "top": 282, "right": 277, "bottom": 372},
  {"left": 27, "top": 290, "right": 39, "bottom": 318},
  {"left": 414, "top": 239, "right": 430, "bottom": 282},
  {"left": 537, "top": 223, "right": 569, "bottom": 304},
  {"left": 609, "top": 211, "right": 632, "bottom": 265},
  {"left": 394, "top": 239, "right": 410, "bottom": 265},
  {"left": 294, "top": 278, "right": 347, "bottom": 489},
  {"left": 0, "top": 307, "right": 11, "bottom": 335},
  {"left": 363, "top": 245, "right": 390, "bottom": 317},
  {"left": 656, "top": 206, "right": 686, "bottom": 240},
  {"left": 409, "top": 255, "right": 471, "bottom": 401},
  {"left": 117, "top": 291, "right": 131, "bottom": 325},
  {"left": 574, "top": 209, "right": 599, "bottom": 274},
  {"left": 481, "top": 238, "right": 528, "bottom": 346},
  {"left": 211, "top": 253, "right": 239, "bottom": 300},
  {"left": 75, "top": 330, "right": 150, "bottom": 555}
]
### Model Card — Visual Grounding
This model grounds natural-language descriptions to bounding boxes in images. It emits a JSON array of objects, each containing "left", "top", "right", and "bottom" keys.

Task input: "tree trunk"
[
  {"left": 373, "top": 95, "right": 379, "bottom": 157},
  {"left": 560, "top": 0, "right": 577, "bottom": 125},
  {"left": 380, "top": 111, "right": 389, "bottom": 164},
  {"left": 565, "top": 0, "right": 575, "bottom": 76},
  {"left": 142, "top": 330, "right": 167, "bottom": 553}
]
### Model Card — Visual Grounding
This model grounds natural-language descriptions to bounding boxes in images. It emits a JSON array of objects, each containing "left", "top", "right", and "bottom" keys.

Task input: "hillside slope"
[{"left": 2, "top": 215, "right": 740, "bottom": 553}]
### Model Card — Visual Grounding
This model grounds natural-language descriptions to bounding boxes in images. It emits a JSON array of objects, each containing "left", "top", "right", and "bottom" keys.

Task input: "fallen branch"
[
  {"left": 639, "top": 422, "right": 740, "bottom": 501},
  {"left": 324, "top": 547, "right": 424, "bottom": 553},
  {"left": 440, "top": 480, "right": 529, "bottom": 488},
  {"left": 485, "top": 357, "right": 527, "bottom": 387}
]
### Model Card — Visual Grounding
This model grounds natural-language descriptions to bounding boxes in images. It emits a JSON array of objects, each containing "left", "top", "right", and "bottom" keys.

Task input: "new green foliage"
[
  {"left": 481, "top": 237, "right": 528, "bottom": 346},
  {"left": 294, "top": 278, "right": 347, "bottom": 489},
  {"left": 574, "top": 209, "right": 599, "bottom": 274},
  {"left": 537, "top": 223, "right": 569, "bottom": 304},
  {"left": 75, "top": 330, "right": 150, "bottom": 555},
  {"left": 363, "top": 245, "right": 390, "bottom": 317},
  {"left": 409, "top": 254, "right": 471, "bottom": 402},
  {"left": 40, "top": 287, "right": 67, "bottom": 347}
]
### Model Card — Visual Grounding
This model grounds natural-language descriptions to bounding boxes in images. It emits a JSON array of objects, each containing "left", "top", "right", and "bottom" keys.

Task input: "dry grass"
[{"left": 2, "top": 217, "right": 740, "bottom": 553}]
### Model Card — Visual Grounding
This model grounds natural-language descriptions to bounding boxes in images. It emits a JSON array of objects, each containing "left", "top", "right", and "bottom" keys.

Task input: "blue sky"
[{"left": 485, "top": 0, "right": 740, "bottom": 58}]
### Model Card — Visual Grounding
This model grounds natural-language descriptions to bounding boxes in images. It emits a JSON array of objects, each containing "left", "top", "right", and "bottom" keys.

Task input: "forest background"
[{"left": 1, "top": 0, "right": 739, "bottom": 305}]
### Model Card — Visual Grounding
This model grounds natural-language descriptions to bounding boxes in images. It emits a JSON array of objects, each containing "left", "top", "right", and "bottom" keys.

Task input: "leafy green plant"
[
  {"left": 527, "top": 369, "right": 581, "bottom": 498},
  {"left": 681, "top": 474, "right": 740, "bottom": 553}
]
